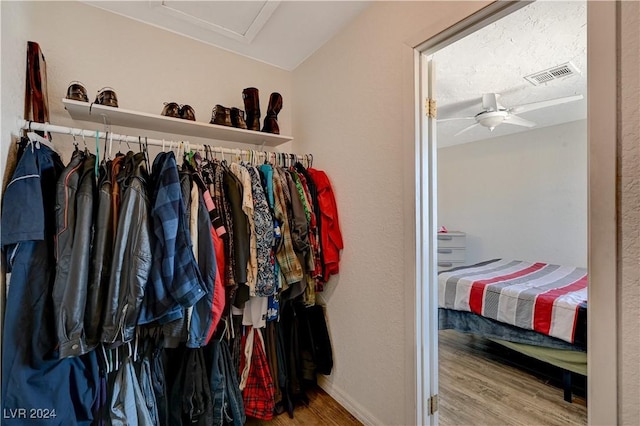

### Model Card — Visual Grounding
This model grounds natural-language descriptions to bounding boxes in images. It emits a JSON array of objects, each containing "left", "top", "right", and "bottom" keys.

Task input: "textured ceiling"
[
  {"left": 435, "top": 1, "right": 587, "bottom": 147},
  {"left": 82, "top": 1, "right": 371, "bottom": 71}
]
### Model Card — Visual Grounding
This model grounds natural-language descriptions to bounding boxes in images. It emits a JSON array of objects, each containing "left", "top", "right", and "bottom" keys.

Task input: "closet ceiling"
[
  {"left": 435, "top": 1, "right": 587, "bottom": 148},
  {"left": 84, "top": 1, "right": 586, "bottom": 149},
  {"left": 82, "top": 1, "right": 371, "bottom": 71}
]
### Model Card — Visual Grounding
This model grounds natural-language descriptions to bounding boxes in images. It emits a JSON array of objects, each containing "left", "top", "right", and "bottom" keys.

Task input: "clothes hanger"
[
  {"left": 26, "top": 121, "right": 58, "bottom": 154},
  {"left": 81, "top": 130, "right": 89, "bottom": 154},
  {"left": 95, "top": 130, "right": 102, "bottom": 177},
  {"left": 71, "top": 129, "right": 79, "bottom": 152}
]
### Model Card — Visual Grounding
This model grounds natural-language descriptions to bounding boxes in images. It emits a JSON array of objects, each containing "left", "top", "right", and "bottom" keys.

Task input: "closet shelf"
[{"left": 62, "top": 98, "right": 293, "bottom": 147}]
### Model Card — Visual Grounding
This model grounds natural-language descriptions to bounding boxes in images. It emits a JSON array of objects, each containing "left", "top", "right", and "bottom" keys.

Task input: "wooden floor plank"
[
  {"left": 247, "top": 330, "right": 587, "bottom": 425},
  {"left": 439, "top": 330, "right": 587, "bottom": 426},
  {"left": 246, "top": 385, "right": 362, "bottom": 426}
]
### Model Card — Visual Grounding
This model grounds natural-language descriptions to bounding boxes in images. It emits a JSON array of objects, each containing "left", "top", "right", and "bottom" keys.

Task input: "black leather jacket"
[
  {"left": 85, "top": 162, "right": 114, "bottom": 348},
  {"left": 53, "top": 150, "right": 97, "bottom": 358},
  {"left": 101, "top": 152, "right": 152, "bottom": 346}
]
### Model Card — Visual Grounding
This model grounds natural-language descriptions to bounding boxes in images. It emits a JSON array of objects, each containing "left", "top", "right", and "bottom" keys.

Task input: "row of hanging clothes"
[{"left": 1, "top": 129, "right": 343, "bottom": 425}]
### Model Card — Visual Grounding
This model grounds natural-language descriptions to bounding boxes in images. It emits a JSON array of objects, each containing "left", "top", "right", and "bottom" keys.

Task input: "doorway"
[{"left": 413, "top": 1, "right": 618, "bottom": 425}]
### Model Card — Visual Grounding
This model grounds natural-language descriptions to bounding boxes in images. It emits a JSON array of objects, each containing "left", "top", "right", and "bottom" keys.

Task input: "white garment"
[{"left": 242, "top": 296, "right": 268, "bottom": 329}]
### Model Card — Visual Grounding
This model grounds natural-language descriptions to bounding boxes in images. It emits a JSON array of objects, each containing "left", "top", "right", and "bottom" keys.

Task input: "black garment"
[
  {"left": 224, "top": 168, "right": 249, "bottom": 286},
  {"left": 53, "top": 150, "right": 97, "bottom": 357},
  {"left": 86, "top": 161, "right": 114, "bottom": 348},
  {"left": 152, "top": 341, "right": 169, "bottom": 426},
  {"left": 211, "top": 161, "right": 235, "bottom": 288},
  {"left": 101, "top": 152, "right": 152, "bottom": 346},
  {"left": 224, "top": 167, "right": 250, "bottom": 308},
  {"left": 169, "top": 348, "right": 213, "bottom": 425},
  {"left": 300, "top": 304, "right": 333, "bottom": 376},
  {"left": 285, "top": 170, "right": 309, "bottom": 254}
]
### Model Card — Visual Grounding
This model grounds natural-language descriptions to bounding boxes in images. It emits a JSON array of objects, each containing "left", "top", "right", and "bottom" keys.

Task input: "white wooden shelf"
[{"left": 62, "top": 98, "right": 292, "bottom": 147}]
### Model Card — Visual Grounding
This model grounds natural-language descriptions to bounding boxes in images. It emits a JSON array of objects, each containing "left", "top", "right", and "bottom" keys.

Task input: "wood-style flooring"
[
  {"left": 439, "top": 329, "right": 587, "bottom": 426},
  {"left": 246, "top": 385, "right": 362, "bottom": 426},
  {"left": 247, "top": 330, "right": 588, "bottom": 425}
]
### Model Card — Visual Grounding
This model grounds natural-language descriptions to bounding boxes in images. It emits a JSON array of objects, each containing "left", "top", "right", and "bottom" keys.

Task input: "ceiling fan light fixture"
[{"left": 476, "top": 111, "right": 508, "bottom": 130}]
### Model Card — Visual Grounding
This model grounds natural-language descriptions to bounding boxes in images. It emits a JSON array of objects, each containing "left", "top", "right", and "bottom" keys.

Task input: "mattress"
[{"left": 438, "top": 259, "right": 588, "bottom": 346}]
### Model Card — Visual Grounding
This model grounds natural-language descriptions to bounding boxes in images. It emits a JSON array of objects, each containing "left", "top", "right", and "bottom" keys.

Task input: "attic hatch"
[{"left": 524, "top": 62, "right": 580, "bottom": 86}]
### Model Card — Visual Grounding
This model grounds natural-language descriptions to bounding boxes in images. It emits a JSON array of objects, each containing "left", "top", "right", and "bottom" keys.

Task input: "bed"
[{"left": 438, "top": 258, "right": 587, "bottom": 401}]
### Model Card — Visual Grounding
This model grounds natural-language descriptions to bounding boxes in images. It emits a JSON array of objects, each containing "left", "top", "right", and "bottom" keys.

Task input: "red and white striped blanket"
[{"left": 438, "top": 259, "right": 587, "bottom": 344}]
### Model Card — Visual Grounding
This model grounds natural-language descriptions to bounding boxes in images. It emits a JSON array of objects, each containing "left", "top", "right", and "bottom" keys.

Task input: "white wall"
[
  {"left": 438, "top": 120, "right": 587, "bottom": 268},
  {"left": 292, "top": 2, "right": 490, "bottom": 424}
]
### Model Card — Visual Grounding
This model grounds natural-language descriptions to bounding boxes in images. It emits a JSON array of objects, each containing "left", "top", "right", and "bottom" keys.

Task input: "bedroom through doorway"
[{"left": 428, "top": 1, "right": 588, "bottom": 424}]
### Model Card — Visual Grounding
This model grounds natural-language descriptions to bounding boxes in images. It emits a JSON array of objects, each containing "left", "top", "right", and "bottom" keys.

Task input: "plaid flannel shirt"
[
  {"left": 272, "top": 167, "right": 303, "bottom": 285},
  {"left": 140, "top": 152, "right": 205, "bottom": 324}
]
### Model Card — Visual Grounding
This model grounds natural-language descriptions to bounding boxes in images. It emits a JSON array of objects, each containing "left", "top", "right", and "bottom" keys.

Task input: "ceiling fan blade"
[
  {"left": 482, "top": 93, "right": 499, "bottom": 111},
  {"left": 438, "top": 98, "right": 482, "bottom": 116},
  {"left": 454, "top": 123, "right": 481, "bottom": 137},
  {"left": 438, "top": 117, "right": 476, "bottom": 122},
  {"left": 504, "top": 114, "right": 537, "bottom": 128},
  {"left": 510, "top": 94, "right": 584, "bottom": 114}
]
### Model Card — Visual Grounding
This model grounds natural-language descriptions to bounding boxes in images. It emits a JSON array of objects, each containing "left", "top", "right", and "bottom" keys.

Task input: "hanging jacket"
[
  {"left": 225, "top": 167, "right": 251, "bottom": 308},
  {"left": 86, "top": 161, "right": 114, "bottom": 348},
  {"left": 2, "top": 142, "right": 99, "bottom": 426},
  {"left": 110, "top": 154, "right": 125, "bottom": 243},
  {"left": 294, "top": 163, "right": 324, "bottom": 287},
  {"left": 188, "top": 190, "right": 217, "bottom": 348},
  {"left": 307, "top": 169, "right": 344, "bottom": 282},
  {"left": 53, "top": 150, "right": 97, "bottom": 358},
  {"left": 140, "top": 152, "right": 205, "bottom": 325},
  {"left": 202, "top": 187, "right": 226, "bottom": 339},
  {"left": 285, "top": 170, "right": 309, "bottom": 256},
  {"left": 230, "top": 163, "right": 257, "bottom": 293},
  {"left": 101, "top": 152, "right": 152, "bottom": 346}
]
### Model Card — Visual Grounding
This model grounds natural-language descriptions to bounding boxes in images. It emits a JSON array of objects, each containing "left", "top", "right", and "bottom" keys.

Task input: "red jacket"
[{"left": 307, "top": 168, "right": 344, "bottom": 282}]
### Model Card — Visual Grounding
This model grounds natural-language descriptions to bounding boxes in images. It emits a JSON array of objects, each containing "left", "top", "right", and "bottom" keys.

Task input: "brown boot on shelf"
[
  {"left": 230, "top": 107, "right": 248, "bottom": 129},
  {"left": 261, "top": 92, "right": 282, "bottom": 134},
  {"left": 210, "top": 105, "right": 232, "bottom": 127},
  {"left": 242, "top": 87, "right": 261, "bottom": 131}
]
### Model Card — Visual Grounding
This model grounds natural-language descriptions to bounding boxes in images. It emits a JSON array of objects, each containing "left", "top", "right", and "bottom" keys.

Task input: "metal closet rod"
[{"left": 18, "top": 119, "right": 312, "bottom": 165}]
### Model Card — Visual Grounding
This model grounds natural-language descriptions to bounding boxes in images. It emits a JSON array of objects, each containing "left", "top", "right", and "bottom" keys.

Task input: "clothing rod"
[{"left": 17, "top": 119, "right": 312, "bottom": 164}]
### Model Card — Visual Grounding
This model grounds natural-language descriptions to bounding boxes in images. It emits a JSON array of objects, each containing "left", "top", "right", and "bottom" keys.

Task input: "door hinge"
[
  {"left": 428, "top": 394, "right": 439, "bottom": 415},
  {"left": 425, "top": 98, "right": 437, "bottom": 118}
]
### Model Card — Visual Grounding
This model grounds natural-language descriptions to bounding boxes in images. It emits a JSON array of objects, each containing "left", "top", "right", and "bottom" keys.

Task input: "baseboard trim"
[{"left": 317, "top": 376, "right": 384, "bottom": 426}]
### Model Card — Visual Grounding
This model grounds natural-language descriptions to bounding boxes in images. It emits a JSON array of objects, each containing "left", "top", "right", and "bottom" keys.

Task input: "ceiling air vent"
[{"left": 524, "top": 62, "right": 581, "bottom": 86}]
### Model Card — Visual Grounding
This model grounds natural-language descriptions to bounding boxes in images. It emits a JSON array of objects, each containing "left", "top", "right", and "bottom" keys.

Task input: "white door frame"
[
  {"left": 414, "top": 51, "right": 439, "bottom": 425},
  {"left": 412, "top": 1, "right": 619, "bottom": 424}
]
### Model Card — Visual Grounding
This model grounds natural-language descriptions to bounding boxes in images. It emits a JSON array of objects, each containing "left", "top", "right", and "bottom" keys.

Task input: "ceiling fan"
[{"left": 439, "top": 93, "right": 584, "bottom": 136}]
